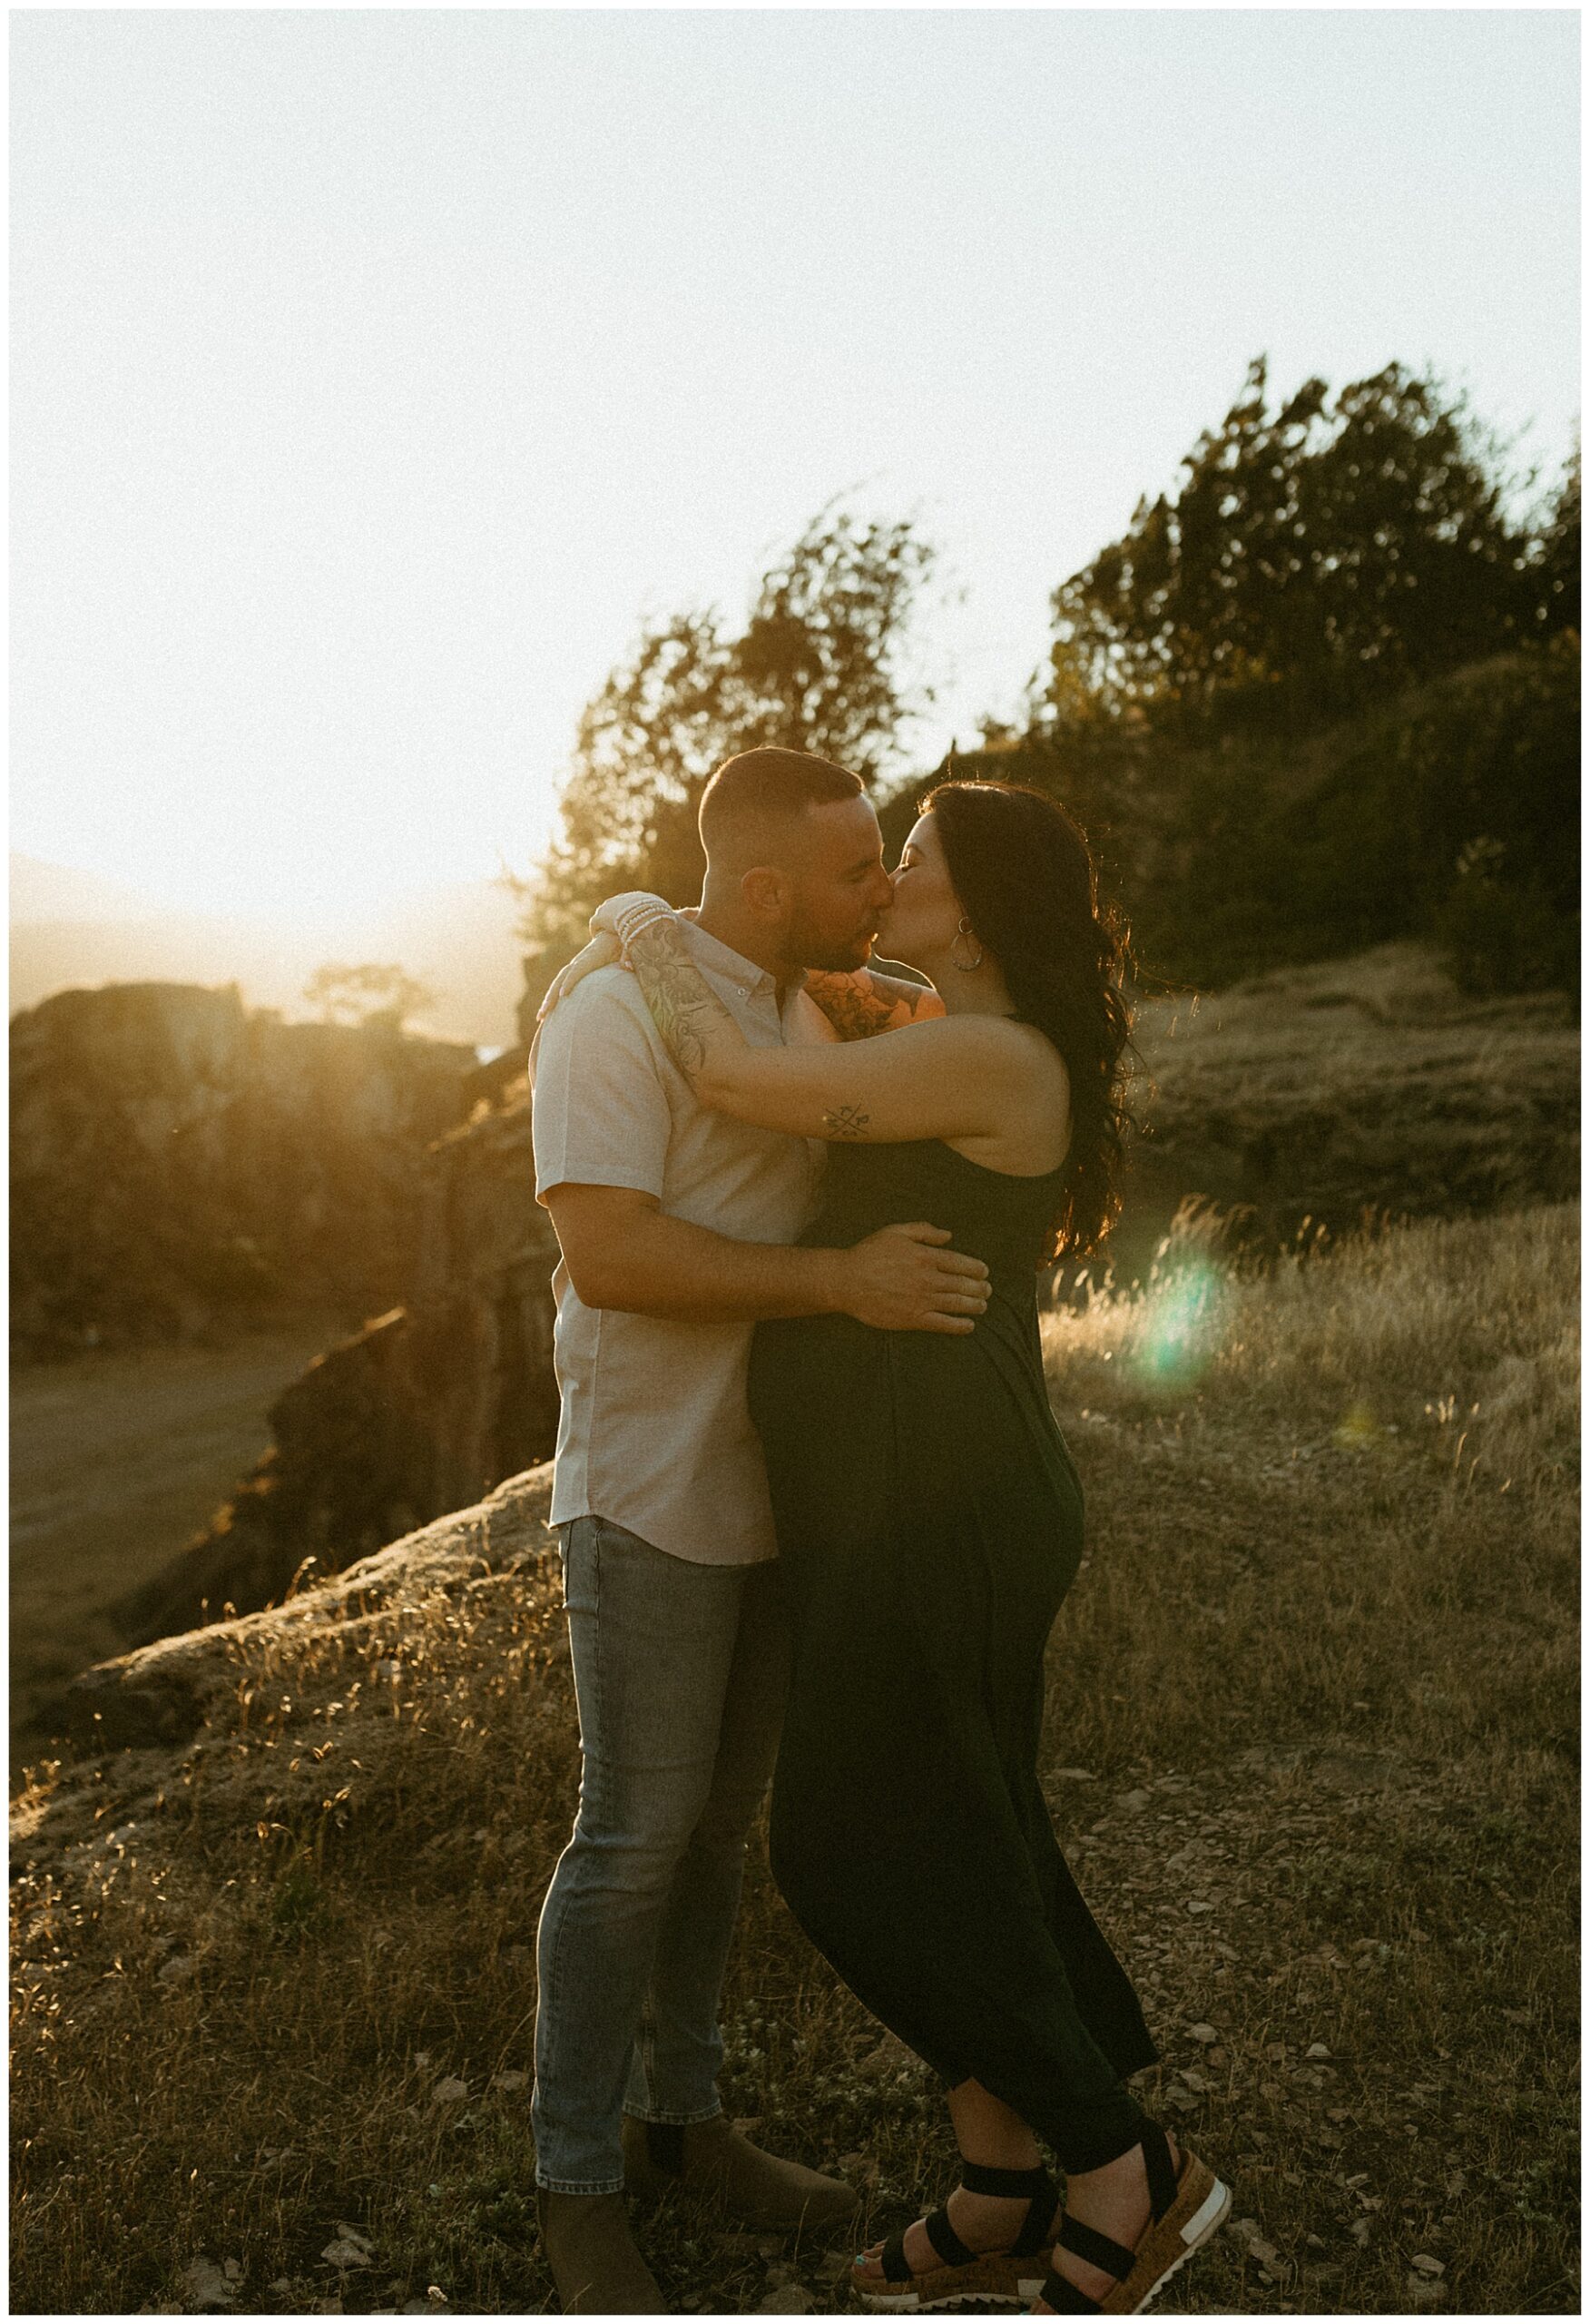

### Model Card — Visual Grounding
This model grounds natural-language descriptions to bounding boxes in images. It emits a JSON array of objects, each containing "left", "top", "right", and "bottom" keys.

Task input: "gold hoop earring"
[{"left": 950, "top": 916, "right": 985, "bottom": 973}]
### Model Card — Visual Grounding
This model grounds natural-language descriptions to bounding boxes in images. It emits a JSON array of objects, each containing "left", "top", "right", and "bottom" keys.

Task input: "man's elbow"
[
  {"left": 563, "top": 1254, "right": 618, "bottom": 1310},
  {"left": 562, "top": 1249, "right": 648, "bottom": 1313}
]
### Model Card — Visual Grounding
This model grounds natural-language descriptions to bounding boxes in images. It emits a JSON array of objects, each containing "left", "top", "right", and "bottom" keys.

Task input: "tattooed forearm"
[
  {"left": 624, "top": 918, "right": 737, "bottom": 1086},
  {"left": 804, "top": 968, "right": 945, "bottom": 1039},
  {"left": 622, "top": 920, "right": 885, "bottom": 1141},
  {"left": 821, "top": 1103, "right": 872, "bottom": 1139},
  {"left": 803, "top": 972, "right": 901, "bottom": 1042}
]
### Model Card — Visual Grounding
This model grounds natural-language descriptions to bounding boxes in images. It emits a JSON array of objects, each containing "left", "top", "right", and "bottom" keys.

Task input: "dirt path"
[{"left": 10, "top": 1324, "right": 340, "bottom": 1737}]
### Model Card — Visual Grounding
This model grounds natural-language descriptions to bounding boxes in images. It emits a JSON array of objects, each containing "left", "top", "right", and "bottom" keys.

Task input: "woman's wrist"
[{"left": 592, "top": 891, "right": 676, "bottom": 952}]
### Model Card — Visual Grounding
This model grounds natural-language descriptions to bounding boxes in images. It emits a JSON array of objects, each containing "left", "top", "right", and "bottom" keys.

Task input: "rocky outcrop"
[
  {"left": 35, "top": 1463, "right": 555, "bottom": 1753},
  {"left": 11, "top": 981, "right": 480, "bottom": 1357},
  {"left": 112, "top": 1083, "right": 562, "bottom": 1649},
  {"left": 1124, "top": 945, "right": 1579, "bottom": 1256}
]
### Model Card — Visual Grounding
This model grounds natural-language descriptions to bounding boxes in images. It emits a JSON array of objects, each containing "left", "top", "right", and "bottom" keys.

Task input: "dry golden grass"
[
  {"left": 11, "top": 1203, "right": 1578, "bottom": 2315},
  {"left": 1124, "top": 942, "right": 1578, "bottom": 1236}
]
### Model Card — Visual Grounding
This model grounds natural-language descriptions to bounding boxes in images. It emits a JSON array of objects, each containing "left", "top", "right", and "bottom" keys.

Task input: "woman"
[{"left": 574, "top": 781, "right": 1228, "bottom": 2316}]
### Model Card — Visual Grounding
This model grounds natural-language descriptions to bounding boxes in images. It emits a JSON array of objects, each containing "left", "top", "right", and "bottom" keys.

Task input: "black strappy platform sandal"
[
  {"left": 851, "top": 2159, "right": 1061, "bottom": 2313},
  {"left": 1033, "top": 2120, "right": 1230, "bottom": 2316}
]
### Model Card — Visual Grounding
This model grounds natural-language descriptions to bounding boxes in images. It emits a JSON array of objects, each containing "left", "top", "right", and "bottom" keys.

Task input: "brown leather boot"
[
  {"left": 621, "top": 2112, "right": 859, "bottom": 2231},
  {"left": 535, "top": 2187, "right": 666, "bottom": 2314}
]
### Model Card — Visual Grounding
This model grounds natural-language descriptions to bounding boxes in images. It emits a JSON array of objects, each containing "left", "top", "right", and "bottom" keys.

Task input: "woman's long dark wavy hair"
[{"left": 926, "top": 778, "right": 1134, "bottom": 1263}]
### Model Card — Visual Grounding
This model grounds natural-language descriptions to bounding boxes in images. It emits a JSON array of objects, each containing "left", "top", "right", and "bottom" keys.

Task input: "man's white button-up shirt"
[{"left": 531, "top": 920, "right": 829, "bottom": 1565}]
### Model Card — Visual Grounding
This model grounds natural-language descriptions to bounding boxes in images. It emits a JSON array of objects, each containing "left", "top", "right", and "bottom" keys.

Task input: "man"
[{"left": 528, "top": 747, "right": 989, "bottom": 2313}]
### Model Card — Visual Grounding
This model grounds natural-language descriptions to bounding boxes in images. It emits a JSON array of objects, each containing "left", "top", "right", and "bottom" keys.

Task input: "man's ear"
[{"left": 741, "top": 865, "right": 790, "bottom": 920}]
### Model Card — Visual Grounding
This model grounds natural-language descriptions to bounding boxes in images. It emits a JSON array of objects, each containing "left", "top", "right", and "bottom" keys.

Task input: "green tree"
[
  {"left": 1526, "top": 439, "right": 1580, "bottom": 639},
  {"left": 516, "top": 507, "right": 937, "bottom": 983},
  {"left": 1045, "top": 357, "right": 1536, "bottom": 741},
  {"left": 303, "top": 962, "right": 437, "bottom": 1031}
]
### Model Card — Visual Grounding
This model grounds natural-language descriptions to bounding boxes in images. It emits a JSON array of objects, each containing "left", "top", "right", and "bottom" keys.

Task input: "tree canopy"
[
  {"left": 515, "top": 364, "right": 1575, "bottom": 1011},
  {"left": 518, "top": 507, "right": 936, "bottom": 979},
  {"left": 303, "top": 962, "right": 437, "bottom": 1032},
  {"left": 1044, "top": 358, "right": 1557, "bottom": 742}
]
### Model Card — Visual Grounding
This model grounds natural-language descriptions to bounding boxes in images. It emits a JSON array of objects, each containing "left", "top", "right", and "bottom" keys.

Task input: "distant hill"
[
  {"left": 8, "top": 854, "right": 527, "bottom": 1051},
  {"left": 11, "top": 980, "right": 485, "bottom": 1360},
  {"left": 11, "top": 854, "right": 155, "bottom": 924}
]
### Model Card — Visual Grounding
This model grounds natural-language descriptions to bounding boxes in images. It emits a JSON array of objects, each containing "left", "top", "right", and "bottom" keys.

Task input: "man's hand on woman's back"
[
  {"left": 545, "top": 1184, "right": 988, "bottom": 1334},
  {"left": 833, "top": 1221, "right": 989, "bottom": 1334}
]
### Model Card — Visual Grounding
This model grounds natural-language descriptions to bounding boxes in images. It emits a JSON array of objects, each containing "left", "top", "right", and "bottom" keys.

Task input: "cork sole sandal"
[
  {"left": 1032, "top": 2122, "right": 1230, "bottom": 2316},
  {"left": 853, "top": 2161, "right": 1060, "bottom": 2313}
]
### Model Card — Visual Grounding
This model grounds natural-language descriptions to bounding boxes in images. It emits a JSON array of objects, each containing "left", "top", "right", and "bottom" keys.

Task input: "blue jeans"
[{"left": 532, "top": 1516, "right": 791, "bottom": 2192}]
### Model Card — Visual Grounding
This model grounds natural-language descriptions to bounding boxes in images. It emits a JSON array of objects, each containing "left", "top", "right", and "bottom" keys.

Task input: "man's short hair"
[{"left": 698, "top": 747, "right": 864, "bottom": 866}]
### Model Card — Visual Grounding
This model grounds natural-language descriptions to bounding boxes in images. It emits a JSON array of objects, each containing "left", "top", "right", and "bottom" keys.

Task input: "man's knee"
[{"left": 567, "top": 1783, "right": 716, "bottom": 1894}]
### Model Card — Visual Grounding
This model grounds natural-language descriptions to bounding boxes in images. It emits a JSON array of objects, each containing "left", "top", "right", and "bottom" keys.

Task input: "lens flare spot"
[
  {"left": 1332, "top": 1399, "right": 1383, "bottom": 1450},
  {"left": 1131, "top": 1261, "right": 1228, "bottom": 1392}
]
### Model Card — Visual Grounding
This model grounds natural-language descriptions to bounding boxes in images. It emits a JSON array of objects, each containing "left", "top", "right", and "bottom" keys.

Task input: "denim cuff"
[
  {"left": 622, "top": 2102, "right": 725, "bottom": 2128},
  {"left": 535, "top": 2172, "right": 627, "bottom": 2195}
]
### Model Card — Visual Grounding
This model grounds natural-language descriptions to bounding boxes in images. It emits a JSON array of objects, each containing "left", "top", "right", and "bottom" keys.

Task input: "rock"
[
  {"left": 179, "top": 2253, "right": 237, "bottom": 2309},
  {"left": 1188, "top": 2023, "right": 1219, "bottom": 2043},
  {"left": 1124, "top": 939, "right": 1579, "bottom": 1254},
  {"left": 430, "top": 2077, "right": 470, "bottom": 2107},
  {"left": 31, "top": 1465, "right": 555, "bottom": 1751},
  {"left": 10, "top": 981, "right": 477, "bottom": 1361},
  {"left": 1229, "top": 2218, "right": 1281, "bottom": 2270},
  {"left": 758, "top": 2290, "right": 816, "bottom": 2314},
  {"left": 321, "top": 2230, "right": 374, "bottom": 2269},
  {"left": 1410, "top": 2255, "right": 1446, "bottom": 2276},
  {"left": 97, "top": 1091, "right": 561, "bottom": 1660},
  {"left": 1306, "top": 2042, "right": 1331, "bottom": 2059}
]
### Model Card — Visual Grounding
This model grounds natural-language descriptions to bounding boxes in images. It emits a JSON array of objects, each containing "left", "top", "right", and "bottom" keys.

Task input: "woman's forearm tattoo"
[
  {"left": 803, "top": 972, "right": 900, "bottom": 1042},
  {"left": 626, "top": 921, "right": 878, "bottom": 1138},
  {"left": 804, "top": 970, "right": 939, "bottom": 1041},
  {"left": 822, "top": 1103, "right": 871, "bottom": 1138},
  {"left": 625, "top": 919, "right": 737, "bottom": 1083}
]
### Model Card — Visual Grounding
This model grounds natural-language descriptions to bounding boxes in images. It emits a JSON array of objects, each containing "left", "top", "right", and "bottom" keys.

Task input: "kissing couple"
[{"left": 527, "top": 748, "right": 1230, "bottom": 2314}]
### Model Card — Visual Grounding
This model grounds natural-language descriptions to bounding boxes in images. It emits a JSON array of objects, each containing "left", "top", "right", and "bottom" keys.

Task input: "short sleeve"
[{"left": 531, "top": 973, "right": 672, "bottom": 1205}]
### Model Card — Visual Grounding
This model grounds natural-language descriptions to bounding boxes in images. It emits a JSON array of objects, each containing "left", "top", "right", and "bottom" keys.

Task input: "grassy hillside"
[
  {"left": 12, "top": 1201, "right": 1576, "bottom": 2315},
  {"left": 1104, "top": 942, "right": 1577, "bottom": 1285}
]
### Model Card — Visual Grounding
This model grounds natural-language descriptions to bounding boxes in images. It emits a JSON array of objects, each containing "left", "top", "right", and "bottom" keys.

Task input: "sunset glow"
[{"left": 12, "top": 11, "right": 1578, "bottom": 927}]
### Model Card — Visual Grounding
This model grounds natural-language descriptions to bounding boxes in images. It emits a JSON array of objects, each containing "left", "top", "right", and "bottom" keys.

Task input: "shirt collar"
[{"left": 677, "top": 917, "right": 780, "bottom": 1001}]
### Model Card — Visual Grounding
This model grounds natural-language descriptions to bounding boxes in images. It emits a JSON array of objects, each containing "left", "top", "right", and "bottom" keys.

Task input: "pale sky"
[{"left": 12, "top": 8, "right": 1580, "bottom": 921}]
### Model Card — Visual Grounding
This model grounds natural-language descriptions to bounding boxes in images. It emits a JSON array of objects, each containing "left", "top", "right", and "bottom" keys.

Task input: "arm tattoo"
[
  {"left": 625, "top": 922, "right": 879, "bottom": 1139},
  {"left": 804, "top": 968, "right": 942, "bottom": 1039},
  {"left": 802, "top": 971, "right": 901, "bottom": 1042},
  {"left": 624, "top": 918, "right": 739, "bottom": 1086},
  {"left": 821, "top": 1103, "right": 872, "bottom": 1139}
]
